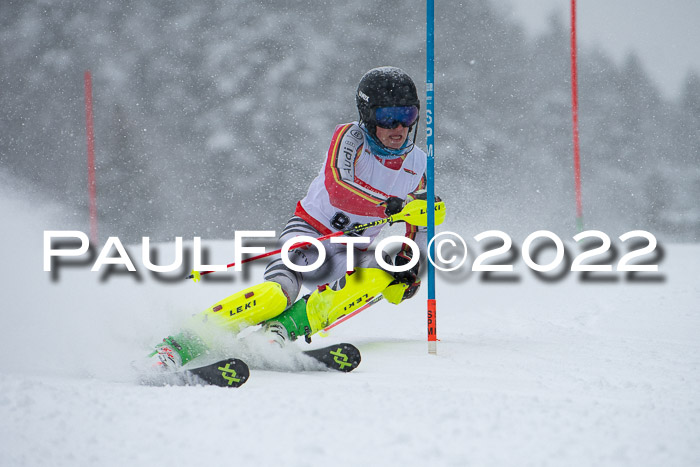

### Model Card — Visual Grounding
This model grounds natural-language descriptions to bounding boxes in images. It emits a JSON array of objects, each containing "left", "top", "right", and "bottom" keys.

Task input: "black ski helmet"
[{"left": 356, "top": 66, "right": 420, "bottom": 138}]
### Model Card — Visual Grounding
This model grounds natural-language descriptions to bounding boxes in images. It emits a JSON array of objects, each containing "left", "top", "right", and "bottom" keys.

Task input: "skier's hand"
[
  {"left": 401, "top": 279, "right": 421, "bottom": 301},
  {"left": 382, "top": 196, "right": 404, "bottom": 217},
  {"left": 382, "top": 190, "right": 443, "bottom": 217},
  {"left": 392, "top": 249, "right": 421, "bottom": 301},
  {"left": 393, "top": 249, "right": 419, "bottom": 284}
]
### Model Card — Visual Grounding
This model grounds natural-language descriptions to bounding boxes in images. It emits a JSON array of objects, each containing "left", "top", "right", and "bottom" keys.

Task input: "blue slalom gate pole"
[{"left": 426, "top": 0, "right": 437, "bottom": 355}]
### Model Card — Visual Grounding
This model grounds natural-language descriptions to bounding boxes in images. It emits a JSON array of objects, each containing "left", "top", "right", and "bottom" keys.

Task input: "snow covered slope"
[{"left": 1, "top": 188, "right": 699, "bottom": 466}]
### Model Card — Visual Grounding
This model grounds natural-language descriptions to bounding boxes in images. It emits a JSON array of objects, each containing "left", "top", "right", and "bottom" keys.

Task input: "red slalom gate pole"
[
  {"left": 570, "top": 0, "right": 584, "bottom": 231},
  {"left": 84, "top": 70, "right": 98, "bottom": 244}
]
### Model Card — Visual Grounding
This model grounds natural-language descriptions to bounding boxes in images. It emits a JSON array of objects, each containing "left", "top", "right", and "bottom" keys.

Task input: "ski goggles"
[{"left": 373, "top": 105, "right": 419, "bottom": 129}]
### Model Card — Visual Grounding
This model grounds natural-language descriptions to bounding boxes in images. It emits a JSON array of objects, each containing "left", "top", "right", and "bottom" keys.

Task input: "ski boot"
[{"left": 146, "top": 333, "right": 209, "bottom": 370}]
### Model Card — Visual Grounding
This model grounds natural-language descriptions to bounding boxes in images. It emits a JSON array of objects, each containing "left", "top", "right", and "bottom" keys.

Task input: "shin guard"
[
  {"left": 267, "top": 268, "right": 396, "bottom": 341},
  {"left": 194, "top": 281, "right": 289, "bottom": 333}
]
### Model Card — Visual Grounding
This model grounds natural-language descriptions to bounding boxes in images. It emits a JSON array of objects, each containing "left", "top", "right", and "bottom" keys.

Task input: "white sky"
[{"left": 505, "top": 0, "right": 700, "bottom": 99}]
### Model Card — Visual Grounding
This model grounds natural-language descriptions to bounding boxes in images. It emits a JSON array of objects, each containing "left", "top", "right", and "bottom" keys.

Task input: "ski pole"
[
  {"left": 319, "top": 295, "right": 384, "bottom": 335},
  {"left": 187, "top": 199, "right": 445, "bottom": 281},
  {"left": 188, "top": 228, "right": 351, "bottom": 282}
]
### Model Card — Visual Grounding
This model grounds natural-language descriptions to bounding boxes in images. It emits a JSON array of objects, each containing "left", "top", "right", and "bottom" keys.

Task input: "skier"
[{"left": 152, "top": 66, "right": 441, "bottom": 369}]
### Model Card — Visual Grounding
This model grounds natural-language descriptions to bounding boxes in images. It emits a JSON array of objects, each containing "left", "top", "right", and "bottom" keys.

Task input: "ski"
[
  {"left": 140, "top": 343, "right": 360, "bottom": 387},
  {"left": 302, "top": 343, "right": 361, "bottom": 372},
  {"left": 185, "top": 358, "right": 250, "bottom": 388}
]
